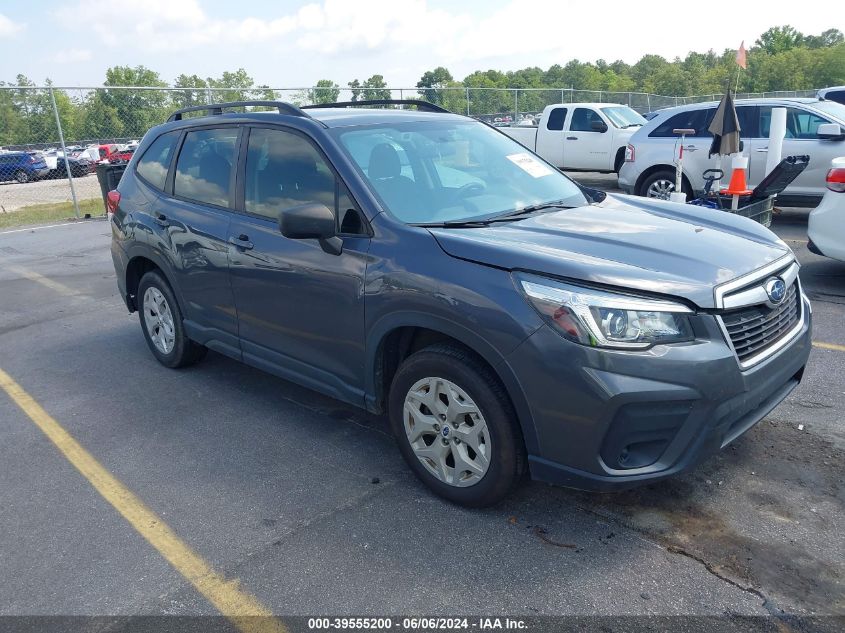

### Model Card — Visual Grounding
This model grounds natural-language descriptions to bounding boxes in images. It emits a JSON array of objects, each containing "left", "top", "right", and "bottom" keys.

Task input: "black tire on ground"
[
  {"left": 388, "top": 343, "right": 526, "bottom": 507},
  {"left": 14, "top": 170, "right": 29, "bottom": 183},
  {"left": 137, "top": 270, "right": 207, "bottom": 369},
  {"left": 638, "top": 168, "right": 692, "bottom": 200}
]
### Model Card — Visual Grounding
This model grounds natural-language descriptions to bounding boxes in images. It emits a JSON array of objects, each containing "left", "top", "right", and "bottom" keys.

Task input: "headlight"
[{"left": 517, "top": 275, "right": 694, "bottom": 349}]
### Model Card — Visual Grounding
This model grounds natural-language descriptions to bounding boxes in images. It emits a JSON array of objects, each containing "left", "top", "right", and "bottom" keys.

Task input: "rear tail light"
[
  {"left": 624, "top": 144, "right": 635, "bottom": 162},
  {"left": 826, "top": 167, "right": 845, "bottom": 193},
  {"left": 106, "top": 190, "right": 121, "bottom": 217},
  {"left": 29, "top": 155, "right": 37, "bottom": 163}
]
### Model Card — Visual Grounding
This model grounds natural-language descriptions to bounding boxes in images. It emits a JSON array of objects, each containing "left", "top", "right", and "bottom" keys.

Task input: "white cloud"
[
  {"left": 0, "top": 13, "right": 25, "bottom": 37},
  {"left": 45, "top": 0, "right": 841, "bottom": 86},
  {"left": 51, "top": 48, "right": 93, "bottom": 64}
]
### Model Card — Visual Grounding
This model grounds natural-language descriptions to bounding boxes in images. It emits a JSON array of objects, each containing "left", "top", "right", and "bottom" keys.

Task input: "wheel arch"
[
  {"left": 366, "top": 314, "right": 540, "bottom": 455},
  {"left": 124, "top": 247, "right": 184, "bottom": 314}
]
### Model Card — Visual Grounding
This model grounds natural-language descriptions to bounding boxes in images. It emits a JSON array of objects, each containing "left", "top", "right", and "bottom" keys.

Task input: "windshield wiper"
[
  {"left": 414, "top": 201, "right": 576, "bottom": 229},
  {"left": 622, "top": 123, "right": 642, "bottom": 128}
]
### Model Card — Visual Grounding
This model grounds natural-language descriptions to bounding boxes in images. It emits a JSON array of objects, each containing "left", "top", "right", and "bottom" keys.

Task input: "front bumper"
[{"left": 506, "top": 295, "right": 812, "bottom": 490}]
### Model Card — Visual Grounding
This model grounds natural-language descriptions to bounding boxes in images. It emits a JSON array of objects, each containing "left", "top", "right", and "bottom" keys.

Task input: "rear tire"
[
  {"left": 14, "top": 170, "right": 29, "bottom": 184},
  {"left": 639, "top": 169, "right": 691, "bottom": 200},
  {"left": 137, "top": 271, "right": 207, "bottom": 369},
  {"left": 388, "top": 344, "right": 525, "bottom": 507}
]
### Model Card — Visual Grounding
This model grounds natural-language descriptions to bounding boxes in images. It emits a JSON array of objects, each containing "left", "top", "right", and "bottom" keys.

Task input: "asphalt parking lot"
[{"left": 0, "top": 176, "right": 843, "bottom": 632}]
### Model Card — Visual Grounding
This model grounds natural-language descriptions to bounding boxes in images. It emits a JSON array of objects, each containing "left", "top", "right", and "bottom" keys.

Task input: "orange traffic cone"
[
  {"left": 721, "top": 157, "right": 753, "bottom": 196},
  {"left": 721, "top": 155, "right": 753, "bottom": 209}
]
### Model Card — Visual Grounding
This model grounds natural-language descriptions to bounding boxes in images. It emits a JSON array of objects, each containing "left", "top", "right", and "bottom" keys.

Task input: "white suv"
[{"left": 619, "top": 98, "right": 845, "bottom": 207}]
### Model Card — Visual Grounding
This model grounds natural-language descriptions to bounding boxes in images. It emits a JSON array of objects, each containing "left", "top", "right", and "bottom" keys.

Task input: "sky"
[{"left": 0, "top": 0, "right": 840, "bottom": 88}]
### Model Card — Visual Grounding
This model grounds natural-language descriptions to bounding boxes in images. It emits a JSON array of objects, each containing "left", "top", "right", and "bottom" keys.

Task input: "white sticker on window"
[{"left": 506, "top": 152, "right": 553, "bottom": 178}]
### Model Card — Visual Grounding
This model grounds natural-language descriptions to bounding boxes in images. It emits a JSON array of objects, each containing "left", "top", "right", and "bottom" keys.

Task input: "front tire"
[
  {"left": 137, "top": 271, "right": 207, "bottom": 368},
  {"left": 388, "top": 344, "right": 525, "bottom": 507}
]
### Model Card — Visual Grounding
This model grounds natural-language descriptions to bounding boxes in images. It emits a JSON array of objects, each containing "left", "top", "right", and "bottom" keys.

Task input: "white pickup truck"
[{"left": 500, "top": 103, "right": 646, "bottom": 173}]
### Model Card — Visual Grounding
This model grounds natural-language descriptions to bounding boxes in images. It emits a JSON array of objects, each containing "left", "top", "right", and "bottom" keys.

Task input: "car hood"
[{"left": 428, "top": 194, "right": 791, "bottom": 309}]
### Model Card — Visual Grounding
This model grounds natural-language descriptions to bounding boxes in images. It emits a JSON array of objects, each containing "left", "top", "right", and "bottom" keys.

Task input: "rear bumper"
[
  {"left": 506, "top": 296, "right": 812, "bottom": 491},
  {"left": 110, "top": 235, "right": 131, "bottom": 311}
]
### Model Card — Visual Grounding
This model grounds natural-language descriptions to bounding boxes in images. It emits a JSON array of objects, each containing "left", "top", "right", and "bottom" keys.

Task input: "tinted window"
[
  {"left": 570, "top": 108, "right": 604, "bottom": 132},
  {"left": 546, "top": 107, "right": 567, "bottom": 131},
  {"left": 736, "top": 105, "right": 758, "bottom": 137},
  {"left": 244, "top": 127, "right": 335, "bottom": 220},
  {"left": 174, "top": 128, "right": 238, "bottom": 207},
  {"left": 827, "top": 90, "right": 845, "bottom": 104},
  {"left": 649, "top": 108, "right": 715, "bottom": 138},
  {"left": 136, "top": 131, "right": 179, "bottom": 191},
  {"left": 759, "top": 106, "right": 832, "bottom": 139}
]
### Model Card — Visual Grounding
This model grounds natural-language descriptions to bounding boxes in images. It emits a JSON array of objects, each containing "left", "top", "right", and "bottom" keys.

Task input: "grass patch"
[{"left": 0, "top": 198, "right": 104, "bottom": 230}]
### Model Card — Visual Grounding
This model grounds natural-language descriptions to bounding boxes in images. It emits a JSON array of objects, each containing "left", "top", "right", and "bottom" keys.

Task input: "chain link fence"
[{"left": 0, "top": 85, "right": 820, "bottom": 220}]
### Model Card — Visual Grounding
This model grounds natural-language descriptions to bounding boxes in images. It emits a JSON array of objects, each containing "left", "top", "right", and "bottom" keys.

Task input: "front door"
[
  {"left": 563, "top": 107, "right": 612, "bottom": 170},
  {"left": 228, "top": 126, "right": 371, "bottom": 405}
]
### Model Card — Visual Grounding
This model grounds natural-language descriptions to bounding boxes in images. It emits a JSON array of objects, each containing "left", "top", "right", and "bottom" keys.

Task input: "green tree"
[
  {"left": 101, "top": 65, "right": 168, "bottom": 136},
  {"left": 206, "top": 68, "right": 255, "bottom": 103},
  {"left": 173, "top": 73, "right": 208, "bottom": 109},
  {"left": 347, "top": 79, "right": 362, "bottom": 102},
  {"left": 361, "top": 74, "right": 391, "bottom": 101},
  {"left": 755, "top": 25, "right": 804, "bottom": 55},
  {"left": 309, "top": 79, "right": 340, "bottom": 104},
  {"left": 416, "top": 66, "right": 455, "bottom": 104}
]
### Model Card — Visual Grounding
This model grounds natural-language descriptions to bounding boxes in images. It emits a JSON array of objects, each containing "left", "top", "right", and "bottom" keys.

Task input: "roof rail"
[
  {"left": 301, "top": 99, "right": 451, "bottom": 113},
  {"left": 167, "top": 100, "right": 311, "bottom": 122}
]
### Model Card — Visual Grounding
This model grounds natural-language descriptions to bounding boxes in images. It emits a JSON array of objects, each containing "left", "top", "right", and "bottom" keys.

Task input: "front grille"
[{"left": 720, "top": 282, "right": 800, "bottom": 365}]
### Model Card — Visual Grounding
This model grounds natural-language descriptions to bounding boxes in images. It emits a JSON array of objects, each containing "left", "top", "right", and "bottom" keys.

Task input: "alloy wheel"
[
  {"left": 646, "top": 178, "right": 676, "bottom": 200},
  {"left": 403, "top": 377, "right": 491, "bottom": 487},
  {"left": 143, "top": 287, "right": 176, "bottom": 355}
]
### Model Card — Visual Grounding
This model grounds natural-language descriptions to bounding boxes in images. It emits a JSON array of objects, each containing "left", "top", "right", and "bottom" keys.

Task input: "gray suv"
[{"left": 109, "top": 99, "right": 812, "bottom": 506}]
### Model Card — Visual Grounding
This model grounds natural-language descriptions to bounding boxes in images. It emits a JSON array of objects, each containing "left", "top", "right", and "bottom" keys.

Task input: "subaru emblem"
[{"left": 765, "top": 278, "right": 786, "bottom": 304}]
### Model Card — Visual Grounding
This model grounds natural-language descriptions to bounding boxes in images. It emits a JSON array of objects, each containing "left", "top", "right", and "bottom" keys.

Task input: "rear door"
[
  {"left": 157, "top": 125, "right": 241, "bottom": 354},
  {"left": 227, "top": 125, "right": 371, "bottom": 404},
  {"left": 563, "top": 107, "right": 612, "bottom": 170},
  {"left": 535, "top": 106, "right": 567, "bottom": 168}
]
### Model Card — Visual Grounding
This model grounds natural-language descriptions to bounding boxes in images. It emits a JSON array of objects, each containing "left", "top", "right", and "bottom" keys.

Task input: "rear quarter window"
[{"left": 136, "top": 131, "right": 180, "bottom": 191}]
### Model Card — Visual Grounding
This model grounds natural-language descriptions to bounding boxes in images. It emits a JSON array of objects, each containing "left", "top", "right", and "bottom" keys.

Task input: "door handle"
[
  {"left": 228, "top": 234, "right": 254, "bottom": 250},
  {"left": 755, "top": 147, "right": 769, "bottom": 153},
  {"left": 153, "top": 213, "right": 169, "bottom": 227},
  {"left": 566, "top": 136, "right": 578, "bottom": 140},
  {"left": 683, "top": 145, "right": 698, "bottom": 152}
]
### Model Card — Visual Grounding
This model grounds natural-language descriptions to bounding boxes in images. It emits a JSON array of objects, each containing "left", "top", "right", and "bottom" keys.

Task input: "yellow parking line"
[
  {"left": 5, "top": 264, "right": 78, "bottom": 297},
  {"left": 813, "top": 341, "right": 845, "bottom": 352},
  {"left": 0, "top": 367, "right": 286, "bottom": 633}
]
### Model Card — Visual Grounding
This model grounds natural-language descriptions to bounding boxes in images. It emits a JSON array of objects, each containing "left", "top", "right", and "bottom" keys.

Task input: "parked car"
[
  {"left": 619, "top": 98, "right": 845, "bottom": 206},
  {"left": 110, "top": 100, "right": 812, "bottom": 506},
  {"left": 111, "top": 146, "right": 136, "bottom": 163},
  {"left": 0, "top": 151, "right": 50, "bottom": 183},
  {"left": 818, "top": 86, "right": 845, "bottom": 105},
  {"left": 54, "top": 153, "right": 95, "bottom": 177},
  {"left": 808, "top": 156, "right": 845, "bottom": 261},
  {"left": 501, "top": 103, "right": 646, "bottom": 173}
]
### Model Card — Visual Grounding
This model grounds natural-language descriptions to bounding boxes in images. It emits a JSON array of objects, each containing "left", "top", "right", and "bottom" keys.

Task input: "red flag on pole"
[{"left": 736, "top": 41, "right": 747, "bottom": 69}]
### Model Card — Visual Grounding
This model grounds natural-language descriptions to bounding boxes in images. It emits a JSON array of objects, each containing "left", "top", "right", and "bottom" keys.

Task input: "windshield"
[
  {"left": 333, "top": 119, "right": 587, "bottom": 224},
  {"left": 813, "top": 100, "right": 845, "bottom": 123},
  {"left": 601, "top": 106, "right": 646, "bottom": 128}
]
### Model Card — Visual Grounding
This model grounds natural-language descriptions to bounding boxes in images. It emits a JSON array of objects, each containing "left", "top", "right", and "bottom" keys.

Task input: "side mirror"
[
  {"left": 817, "top": 123, "right": 844, "bottom": 140},
  {"left": 279, "top": 203, "right": 343, "bottom": 255},
  {"left": 590, "top": 120, "right": 609, "bottom": 133}
]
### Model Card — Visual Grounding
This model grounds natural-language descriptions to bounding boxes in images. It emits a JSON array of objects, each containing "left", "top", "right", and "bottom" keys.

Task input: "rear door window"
[
  {"left": 546, "top": 108, "right": 567, "bottom": 131},
  {"left": 649, "top": 108, "right": 715, "bottom": 138},
  {"left": 135, "top": 131, "right": 180, "bottom": 191},
  {"left": 174, "top": 128, "right": 239, "bottom": 207}
]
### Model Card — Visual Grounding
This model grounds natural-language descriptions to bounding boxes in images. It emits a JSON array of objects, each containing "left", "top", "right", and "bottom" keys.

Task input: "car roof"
[
  {"left": 647, "top": 97, "right": 825, "bottom": 119},
  {"left": 165, "top": 107, "right": 470, "bottom": 130}
]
